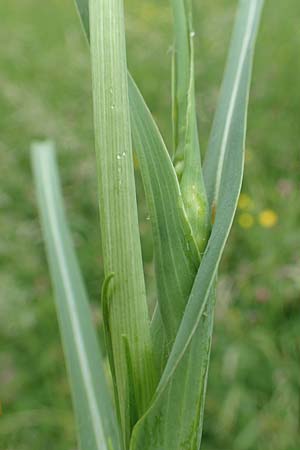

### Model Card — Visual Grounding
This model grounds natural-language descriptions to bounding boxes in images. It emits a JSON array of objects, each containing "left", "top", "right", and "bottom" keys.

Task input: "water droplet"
[
  {"left": 122, "top": 151, "right": 126, "bottom": 157},
  {"left": 117, "top": 154, "right": 121, "bottom": 160},
  {"left": 190, "top": 31, "right": 196, "bottom": 38},
  {"left": 146, "top": 216, "right": 150, "bottom": 221}
]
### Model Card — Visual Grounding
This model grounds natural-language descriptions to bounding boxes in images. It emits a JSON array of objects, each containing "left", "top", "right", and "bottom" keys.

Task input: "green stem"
[{"left": 89, "top": 0, "right": 157, "bottom": 445}]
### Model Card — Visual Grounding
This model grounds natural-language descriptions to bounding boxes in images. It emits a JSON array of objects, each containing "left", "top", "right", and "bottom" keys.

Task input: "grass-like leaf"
[
  {"left": 203, "top": 0, "right": 264, "bottom": 210},
  {"left": 75, "top": 0, "right": 201, "bottom": 362},
  {"left": 159, "top": 0, "right": 265, "bottom": 394},
  {"left": 171, "top": 0, "right": 209, "bottom": 254},
  {"left": 130, "top": 287, "right": 215, "bottom": 450},
  {"left": 129, "top": 2, "right": 215, "bottom": 447},
  {"left": 74, "top": 0, "right": 89, "bottom": 38},
  {"left": 31, "top": 141, "right": 121, "bottom": 450},
  {"left": 72, "top": 1, "right": 264, "bottom": 449},
  {"left": 130, "top": 1, "right": 264, "bottom": 448},
  {"left": 89, "top": 0, "right": 157, "bottom": 444},
  {"left": 129, "top": 74, "right": 199, "bottom": 351}
]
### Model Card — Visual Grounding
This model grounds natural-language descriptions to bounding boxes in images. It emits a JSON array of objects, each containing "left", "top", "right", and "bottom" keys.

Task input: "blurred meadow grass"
[{"left": 0, "top": 0, "right": 300, "bottom": 449}]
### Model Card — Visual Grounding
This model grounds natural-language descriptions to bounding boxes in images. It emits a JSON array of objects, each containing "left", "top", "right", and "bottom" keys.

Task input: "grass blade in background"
[
  {"left": 74, "top": 0, "right": 89, "bottom": 38},
  {"left": 89, "top": 0, "right": 157, "bottom": 444},
  {"left": 31, "top": 141, "right": 121, "bottom": 450}
]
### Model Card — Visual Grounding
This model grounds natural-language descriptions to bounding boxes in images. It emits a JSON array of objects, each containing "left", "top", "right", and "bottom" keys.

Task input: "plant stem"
[{"left": 89, "top": 0, "right": 157, "bottom": 444}]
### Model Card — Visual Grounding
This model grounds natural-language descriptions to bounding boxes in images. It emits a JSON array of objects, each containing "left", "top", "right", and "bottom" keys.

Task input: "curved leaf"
[
  {"left": 130, "top": 1, "right": 264, "bottom": 448},
  {"left": 129, "top": 74, "right": 199, "bottom": 345},
  {"left": 159, "top": 0, "right": 264, "bottom": 395},
  {"left": 130, "top": 287, "right": 215, "bottom": 450}
]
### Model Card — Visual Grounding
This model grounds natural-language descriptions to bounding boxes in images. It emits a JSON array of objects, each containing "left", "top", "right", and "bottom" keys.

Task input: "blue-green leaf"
[
  {"left": 74, "top": 0, "right": 90, "bottom": 39},
  {"left": 129, "top": 74, "right": 199, "bottom": 347},
  {"left": 204, "top": 0, "right": 264, "bottom": 211},
  {"left": 130, "top": 1, "right": 264, "bottom": 448},
  {"left": 31, "top": 141, "right": 121, "bottom": 450},
  {"left": 160, "top": 0, "right": 264, "bottom": 396},
  {"left": 130, "top": 287, "right": 215, "bottom": 450}
]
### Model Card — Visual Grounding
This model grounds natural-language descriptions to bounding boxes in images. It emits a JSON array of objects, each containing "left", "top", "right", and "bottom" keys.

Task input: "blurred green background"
[{"left": 1, "top": 0, "right": 300, "bottom": 449}]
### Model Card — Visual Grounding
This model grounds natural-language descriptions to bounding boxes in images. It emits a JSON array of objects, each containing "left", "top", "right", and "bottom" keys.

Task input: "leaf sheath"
[{"left": 89, "top": 0, "right": 157, "bottom": 443}]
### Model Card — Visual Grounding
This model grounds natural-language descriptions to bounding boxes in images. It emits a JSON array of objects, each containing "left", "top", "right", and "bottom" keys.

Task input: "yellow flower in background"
[
  {"left": 238, "top": 213, "right": 254, "bottom": 229},
  {"left": 238, "top": 193, "right": 254, "bottom": 210},
  {"left": 245, "top": 148, "right": 253, "bottom": 163},
  {"left": 259, "top": 209, "right": 278, "bottom": 228}
]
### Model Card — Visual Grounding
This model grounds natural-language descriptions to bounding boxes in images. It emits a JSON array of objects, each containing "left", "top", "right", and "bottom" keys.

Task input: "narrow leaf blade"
[
  {"left": 172, "top": 0, "right": 209, "bottom": 254},
  {"left": 129, "top": 74, "right": 199, "bottom": 346},
  {"left": 31, "top": 141, "right": 121, "bottom": 450},
  {"left": 75, "top": 0, "right": 89, "bottom": 39},
  {"left": 130, "top": 287, "right": 215, "bottom": 450},
  {"left": 160, "top": 0, "right": 265, "bottom": 394},
  {"left": 204, "top": 0, "right": 264, "bottom": 210},
  {"left": 130, "top": 1, "right": 264, "bottom": 448}
]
